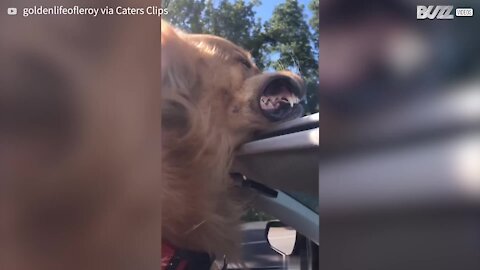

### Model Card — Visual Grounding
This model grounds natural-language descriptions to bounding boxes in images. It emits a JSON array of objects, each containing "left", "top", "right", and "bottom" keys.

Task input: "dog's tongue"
[{"left": 260, "top": 87, "right": 299, "bottom": 111}]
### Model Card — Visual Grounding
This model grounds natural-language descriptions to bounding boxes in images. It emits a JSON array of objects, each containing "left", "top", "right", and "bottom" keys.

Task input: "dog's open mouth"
[{"left": 259, "top": 77, "right": 304, "bottom": 122}]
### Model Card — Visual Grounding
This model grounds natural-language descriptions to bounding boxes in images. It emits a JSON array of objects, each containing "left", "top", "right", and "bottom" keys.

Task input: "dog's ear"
[
  {"left": 161, "top": 21, "right": 197, "bottom": 96},
  {"left": 161, "top": 21, "right": 199, "bottom": 132},
  {"left": 161, "top": 21, "right": 181, "bottom": 73}
]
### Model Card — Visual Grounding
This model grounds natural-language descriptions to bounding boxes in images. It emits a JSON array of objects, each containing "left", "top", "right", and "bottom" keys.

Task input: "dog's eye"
[{"left": 237, "top": 58, "right": 252, "bottom": 69}]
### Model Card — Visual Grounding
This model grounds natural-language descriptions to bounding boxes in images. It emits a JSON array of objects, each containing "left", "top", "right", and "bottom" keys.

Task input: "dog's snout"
[{"left": 258, "top": 72, "right": 306, "bottom": 122}]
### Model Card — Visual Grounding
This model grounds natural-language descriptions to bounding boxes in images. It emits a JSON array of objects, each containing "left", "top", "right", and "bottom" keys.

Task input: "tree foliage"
[
  {"left": 264, "top": 0, "right": 316, "bottom": 75},
  {"left": 163, "top": 0, "right": 206, "bottom": 33},
  {"left": 308, "top": 0, "right": 319, "bottom": 51},
  {"left": 203, "top": 0, "right": 267, "bottom": 69}
]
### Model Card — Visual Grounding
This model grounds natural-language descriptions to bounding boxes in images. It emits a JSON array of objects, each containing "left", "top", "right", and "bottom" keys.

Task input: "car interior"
[{"left": 230, "top": 113, "right": 319, "bottom": 270}]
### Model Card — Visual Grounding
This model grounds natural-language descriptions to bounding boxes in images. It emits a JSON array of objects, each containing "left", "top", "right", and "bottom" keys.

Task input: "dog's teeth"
[
  {"left": 285, "top": 96, "right": 294, "bottom": 107},
  {"left": 262, "top": 94, "right": 302, "bottom": 111}
]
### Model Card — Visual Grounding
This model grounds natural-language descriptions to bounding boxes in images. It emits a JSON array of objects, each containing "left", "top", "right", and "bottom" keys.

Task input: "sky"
[{"left": 251, "top": 0, "right": 313, "bottom": 24}]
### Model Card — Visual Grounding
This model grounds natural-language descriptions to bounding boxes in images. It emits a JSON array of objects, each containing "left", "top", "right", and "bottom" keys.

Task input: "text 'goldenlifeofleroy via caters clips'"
[{"left": 21, "top": 5, "right": 169, "bottom": 17}]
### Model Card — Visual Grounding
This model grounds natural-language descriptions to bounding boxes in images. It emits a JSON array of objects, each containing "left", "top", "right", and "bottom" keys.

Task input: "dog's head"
[{"left": 161, "top": 21, "right": 305, "bottom": 144}]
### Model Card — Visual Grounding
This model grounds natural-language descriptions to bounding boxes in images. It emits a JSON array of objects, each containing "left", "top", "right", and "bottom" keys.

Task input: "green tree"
[
  {"left": 264, "top": 0, "right": 316, "bottom": 75},
  {"left": 203, "top": 0, "right": 267, "bottom": 69},
  {"left": 264, "top": 0, "right": 319, "bottom": 113},
  {"left": 162, "top": 0, "right": 206, "bottom": 33},
  {"left": 308, "top": 0, "right": 319, "bottom": 51},
  {"left": 307, "top": 0, "right": 319, "bottom": 113}
]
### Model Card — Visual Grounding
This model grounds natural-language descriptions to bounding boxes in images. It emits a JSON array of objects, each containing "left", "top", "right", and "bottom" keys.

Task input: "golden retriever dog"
[{"left": 161, "top": 20, "right": 305, "bottom": 262}]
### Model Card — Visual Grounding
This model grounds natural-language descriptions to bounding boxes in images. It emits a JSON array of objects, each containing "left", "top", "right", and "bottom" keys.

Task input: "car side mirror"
[{"left": 265, "top": 220, "right": 297, "bottom": 256}]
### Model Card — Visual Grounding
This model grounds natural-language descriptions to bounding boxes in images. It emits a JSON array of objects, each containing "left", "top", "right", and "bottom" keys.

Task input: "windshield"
[{"left": 286, "top": 191, "right": 319, "bottom": 214}]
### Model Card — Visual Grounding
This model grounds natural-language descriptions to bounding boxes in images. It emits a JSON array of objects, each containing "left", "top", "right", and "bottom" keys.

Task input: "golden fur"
[{"left": 161, "top": 21, "right": 303, "bottom": 259}]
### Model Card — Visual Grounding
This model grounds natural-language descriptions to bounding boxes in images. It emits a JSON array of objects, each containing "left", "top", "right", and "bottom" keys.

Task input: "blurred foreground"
[
  {"left": 319, "top": 0, "right": 480, "bottom": 269},
  {"left": 0, "top": 1, "right": 162, "bottom": 269}
]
